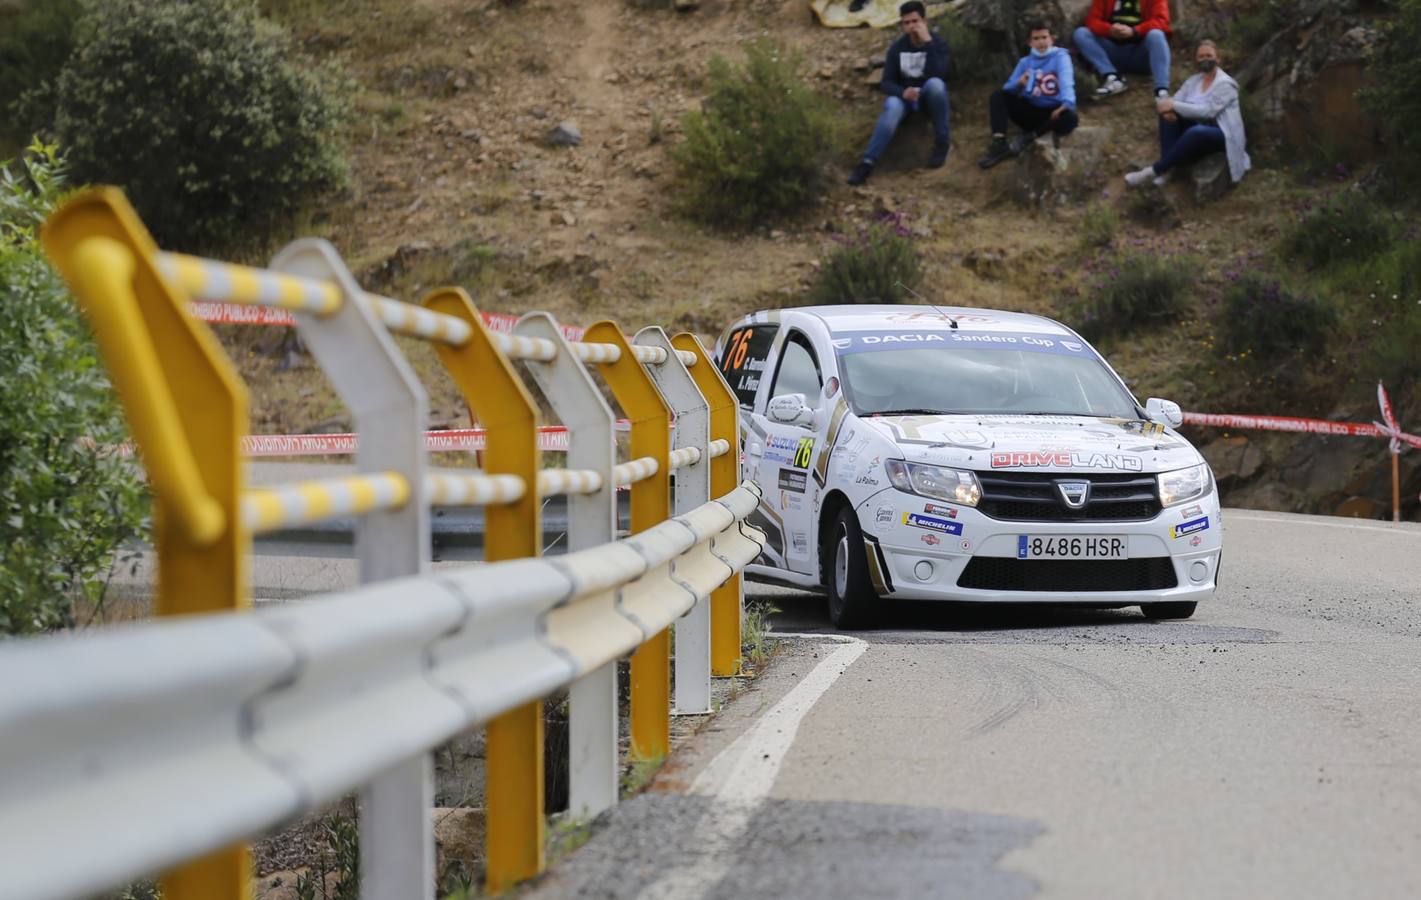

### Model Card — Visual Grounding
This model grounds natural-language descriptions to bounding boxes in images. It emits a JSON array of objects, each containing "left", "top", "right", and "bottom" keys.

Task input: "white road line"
[
  {"left": 633, "top": 633, "right": 866, "bottom": 900},
  {"left": 1225, "top": 511, "right": 1421, "bottom": 536}
]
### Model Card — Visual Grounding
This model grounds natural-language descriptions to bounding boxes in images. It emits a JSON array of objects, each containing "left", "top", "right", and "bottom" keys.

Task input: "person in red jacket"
[{"left": 1072, "top": 0, "right": 1172, "bottom": 100}]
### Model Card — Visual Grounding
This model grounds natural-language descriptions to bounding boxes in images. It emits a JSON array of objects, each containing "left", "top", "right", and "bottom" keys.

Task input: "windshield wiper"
[{"left": 868, "top": 408, "right": 953, "bottom": 417}]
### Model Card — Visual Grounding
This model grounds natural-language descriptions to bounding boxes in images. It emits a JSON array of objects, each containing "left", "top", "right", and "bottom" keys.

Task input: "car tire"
[
  {"left": 825, "top": 506, "right": 877, "bottom": 630},
  {"left": 1140, "top": 601, "right": 1197, "bottom": 619}
]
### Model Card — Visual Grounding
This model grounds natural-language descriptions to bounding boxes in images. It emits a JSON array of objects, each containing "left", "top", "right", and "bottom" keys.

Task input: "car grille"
[
  {"left": 975, "top": 472, "right": 1161, "bottom": 522},
  {"left": 956, "top": 557, "right": 1179, "bottom": 592}
]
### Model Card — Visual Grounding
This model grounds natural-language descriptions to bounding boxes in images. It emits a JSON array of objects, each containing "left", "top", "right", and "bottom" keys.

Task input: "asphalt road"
[{"left": 526, "top": 510, "right": 1421, "bottom": 899}]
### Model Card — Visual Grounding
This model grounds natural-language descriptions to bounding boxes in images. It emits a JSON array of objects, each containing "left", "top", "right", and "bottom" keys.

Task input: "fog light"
[
  {"left": 914, "top": 560, "right": 934, "bottom": 582},
  {"left": 1189, "top": 560, "right": 1208, "bottom": 584}
]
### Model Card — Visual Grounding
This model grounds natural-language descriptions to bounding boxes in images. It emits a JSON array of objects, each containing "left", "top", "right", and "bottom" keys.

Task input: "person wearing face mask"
[
  {"left": 847, "top": 1, "right": 952, "bottom": 186},
  {"left": 977, "top": 23, "right": 1078, "bottom": 169},
  {"left": 1124, "top": 40, "right": 1251, "bottom": 188}
]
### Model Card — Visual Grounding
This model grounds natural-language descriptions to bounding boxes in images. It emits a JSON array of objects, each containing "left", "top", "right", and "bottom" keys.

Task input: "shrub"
[
  {"left": 1123, "top": 183, "right": 1177, "bottom": 226},
  {"left": 1358, "top": 238, "right": 1421, "bottom": 386},
  {"left": 1071, "top": 252, "right": 1195, "bottom": 340},
  {"left": 1362, "top": 0, "right": 1421, "bottom": 156},
  {"left": 0, "top": 0, "right": 85, "bottom": 147},
  {"left": 1281, "top": 191, "right": 1393, "bottom": 268},
  {"left": 1215, "top": 271, "right": 1336, "bottom": 364},
  {"left": 672, "top": 40, "right": 838, "bottom": 229},
  {"left": 51, "top": 0, "right": 347, "bottom": 252},
  {"left": 806, "top": 220, "right": 921, "bottom": 306},
  {"left": 1079, "top": 203, "right": 1119, "bottom": 250},
  {"left": 930, "top": 9, "right": 994, "bottom": 85},
  {"left": 0, "top": 141, "right": 148, "bottom": 636}
]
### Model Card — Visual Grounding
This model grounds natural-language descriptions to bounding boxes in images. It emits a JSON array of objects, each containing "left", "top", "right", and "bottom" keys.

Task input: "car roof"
[{"left": 793, "top": 304, "right": 1073, "bottom": 336}]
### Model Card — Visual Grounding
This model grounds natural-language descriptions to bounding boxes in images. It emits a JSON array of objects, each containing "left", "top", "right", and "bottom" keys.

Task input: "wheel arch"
[{"left": 817, "top": 488, "right": 856, "bottom": 585}]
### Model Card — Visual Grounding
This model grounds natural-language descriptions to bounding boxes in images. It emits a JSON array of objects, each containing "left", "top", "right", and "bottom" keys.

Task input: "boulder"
[
  {"left": 1009, "top": 125, "right": 1111, "bottom": 208},
  {"left": 546, "top": 121, "right": 582, "bottom": 148},
  {"left": 873, "top": 114, "right": 940, "bottom": 173},
  {"left": 1200, "top": 436, "right": 1266, "bottom": 488},
  {"left": 1186, "top": 152, "right": 1231, "bottom": 204},
  {"left": 434, "top": 807, "right": 486, "bottom": 874}
]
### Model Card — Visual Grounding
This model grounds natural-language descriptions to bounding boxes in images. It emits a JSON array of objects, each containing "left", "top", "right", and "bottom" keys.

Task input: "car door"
[{"left": 748, "top": 329, "right": 825, "bottom": 575}]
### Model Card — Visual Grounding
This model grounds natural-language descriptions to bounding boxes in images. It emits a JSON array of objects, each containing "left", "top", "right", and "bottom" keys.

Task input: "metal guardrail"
[{"left": 18, "top": 188, "right": 761, "bottom": 900}]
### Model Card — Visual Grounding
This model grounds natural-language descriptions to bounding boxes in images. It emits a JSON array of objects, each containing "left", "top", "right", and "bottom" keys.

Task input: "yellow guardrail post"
[
  {"left": 423, "top": 288, "right": 544, "bottom": 894},
  {"left": 584, "top": 321, "right": 672, "bottom": 761},
  {"left": 672, "top": 333, "right": 743, "bottom": 676},
  {"left": 42, "top": 188, "right": 251, "bottom": 900}
]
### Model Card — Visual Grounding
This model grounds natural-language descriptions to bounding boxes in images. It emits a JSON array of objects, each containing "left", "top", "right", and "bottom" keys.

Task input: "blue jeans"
[
  {"left": 862, "top": 77, "right": 950, "bottom": 163},
  {"left": 1153, "top": 117, "right": 1226, "bottom": 174},
  {"left": 1072, "top": 27, "right": 1171, "bottom": 91}
]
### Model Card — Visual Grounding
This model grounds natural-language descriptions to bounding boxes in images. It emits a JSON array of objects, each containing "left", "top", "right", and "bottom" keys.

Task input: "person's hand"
[
  {"left": 1050, "top": 105, "right": 1066, "bottom": 120},
  {"left": 903, "top": 87, "right": 921, "bottom": 102},
  {"left": 1110, "top": 22, "right": 1133, "bottom": 39},
  {"left": 1162, "top": 110, "right": 1178, "bottom": 122},
  {"left": 1156, "top": 97, "right": 1174, "bottom": 115},
  {"left": 1017, "top": 71, "right": 1030, "bottom": 90}
]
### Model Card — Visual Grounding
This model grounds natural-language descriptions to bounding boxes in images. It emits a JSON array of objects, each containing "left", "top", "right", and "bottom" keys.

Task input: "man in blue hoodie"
[
  {"left": 847, "top": 1, "right": 951, "bottom": 187},
  {"left": 978, "top": 23, "right": 1079, "bottom": 170}
]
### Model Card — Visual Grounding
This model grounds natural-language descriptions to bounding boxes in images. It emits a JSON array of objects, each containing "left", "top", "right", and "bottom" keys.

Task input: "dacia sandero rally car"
[{"left": 714, "top": 305, "right": 1221, "bottom": 628}]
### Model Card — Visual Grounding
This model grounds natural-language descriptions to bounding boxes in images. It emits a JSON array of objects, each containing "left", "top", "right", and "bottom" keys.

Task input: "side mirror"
[
  {"left": 1145, "top": 397, "right": 1183, "bottom": 429},
  {"left": 768, "top": 393, "right": 816, "bottom": 428}
]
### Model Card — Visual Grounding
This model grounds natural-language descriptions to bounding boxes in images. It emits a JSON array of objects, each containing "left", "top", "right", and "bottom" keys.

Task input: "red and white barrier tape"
[
  {"left": 192, "top": 302, "right": 585, "bottom": 341},
  {"left": 1183, "top": 382, "right": 1418, "bottom": 452}
]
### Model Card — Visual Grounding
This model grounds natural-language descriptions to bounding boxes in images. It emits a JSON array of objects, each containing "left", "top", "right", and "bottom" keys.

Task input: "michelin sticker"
[
  {"left": 901, "top": 512, "right": 964, "bottom": 536},
  {"left": 1171, "top": 516, "right": 1209, "bottom": 539}
]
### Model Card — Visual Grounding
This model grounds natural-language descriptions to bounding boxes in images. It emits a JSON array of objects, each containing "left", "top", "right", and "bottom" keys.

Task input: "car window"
[
  {"left": 837, "top": 344, "right": 1137, "bottom": 418},
  {"left": 769, "top": 334, "right": 822, "bottom": 404},
  {"left": 717, "top": 324, "right": 777, "bottom": 409}
]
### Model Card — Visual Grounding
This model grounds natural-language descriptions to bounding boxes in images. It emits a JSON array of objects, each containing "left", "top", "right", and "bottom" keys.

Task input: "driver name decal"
[{"left": 991, "top": 450, "right": 1144, "bottom": 471}]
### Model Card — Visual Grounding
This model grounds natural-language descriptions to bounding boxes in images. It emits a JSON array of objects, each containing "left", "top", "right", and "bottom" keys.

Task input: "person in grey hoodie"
[
  {"left": 1125, "top": 40, "right": 1251, "bottom": 187},
  {"left": 978, "top": 23, "right": 1079, "bottom": 169}
]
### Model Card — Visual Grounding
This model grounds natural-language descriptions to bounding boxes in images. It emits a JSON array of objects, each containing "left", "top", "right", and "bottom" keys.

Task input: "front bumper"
[{"left": 858, "top": 488, "right": 1222, "bottom": 604}]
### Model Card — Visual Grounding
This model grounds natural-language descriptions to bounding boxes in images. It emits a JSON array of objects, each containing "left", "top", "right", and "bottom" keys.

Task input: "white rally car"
[{"left": 714, "top": 305, "right": 1221, "bottom": 628}]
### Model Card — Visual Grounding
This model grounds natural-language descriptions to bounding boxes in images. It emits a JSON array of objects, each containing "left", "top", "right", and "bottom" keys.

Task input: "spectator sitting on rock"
[
  {"left": 978, "top": 23, "right": 1078, "bottom": 170},
  {"left": 1073, "top": 0, "right": 1172, "bottom": 100},
  {"left": 1124, "top": 40, "right": 1251, "bottom": 188},
  {"left": 847, "top": 1, "right": 950, "bottom": 186}
]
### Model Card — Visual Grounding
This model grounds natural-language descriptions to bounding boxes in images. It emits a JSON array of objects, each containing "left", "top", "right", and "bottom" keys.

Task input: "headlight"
[
  {"left": 884, "top": 460, "right": 982, "bottom": 507},
  {"left": 1158, "top": 463, "right": 1212, "bottom": 507}
]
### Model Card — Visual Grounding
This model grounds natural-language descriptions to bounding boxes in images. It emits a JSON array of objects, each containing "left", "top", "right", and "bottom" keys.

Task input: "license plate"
[{"left": 1017, "top": 535, "right": 1128, "bottom": 560}]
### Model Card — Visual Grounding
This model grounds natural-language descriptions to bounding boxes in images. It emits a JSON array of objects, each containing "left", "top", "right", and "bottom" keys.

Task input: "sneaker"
[
  {"left": 1008, "top": 132, "right": 1036, "bottom": 156},
  {"left": 977, "top": 137, "right": 1012, "bottom": 170},
  {"left": 1124, "top": 165, "right": 1157, "bottom": 187},
  {"left": 1095, "top": 74, "right": 1127, "bottom": 98},
  {"left": 1154, "top": 87, "right": 1170, "bottom": 99},
  {"left": 847, "top": 160, "right": 874, "bottom": 186},
  {"left": 928, "top": 141, "right": 949, "bottom": 169},
  {"left": 1152, "top": 170, "right": 1171, "bottom": 187}
]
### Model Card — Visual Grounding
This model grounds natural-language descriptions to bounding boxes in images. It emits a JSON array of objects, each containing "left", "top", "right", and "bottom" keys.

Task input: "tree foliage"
[{"left": 0, "top": 141, "right": 148, "bottom": 635}]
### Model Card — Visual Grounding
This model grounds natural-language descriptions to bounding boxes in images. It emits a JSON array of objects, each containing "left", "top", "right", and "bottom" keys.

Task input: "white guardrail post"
[
  {"left": 513, "top": 312, "right": 622, "bottom": 818},
  {"left": 269, "top": 240, "right": 435, "bottom": 900},
  {"left": 635, "top": 326, "right": 713, "bottom": 714}
]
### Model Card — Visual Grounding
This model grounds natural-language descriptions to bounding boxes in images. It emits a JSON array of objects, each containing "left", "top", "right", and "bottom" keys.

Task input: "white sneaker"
[
  {"left": 1152, "top": 171, "right": 1171, "bottom": 187},
  {"left": 1124, "top": 166, "right": 1156, "bottom": 187},
  {"left": 1095, "top": 75, "right": 1127, "bottom": 97}
]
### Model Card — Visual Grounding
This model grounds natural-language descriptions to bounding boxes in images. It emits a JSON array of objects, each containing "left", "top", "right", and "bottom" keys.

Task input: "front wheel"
[
  {"left": 1141, "top": 601, "right": 1197, "bottom": 620},
  {"left": 825, "top": 507, "right": 877, "bottom": 630}
]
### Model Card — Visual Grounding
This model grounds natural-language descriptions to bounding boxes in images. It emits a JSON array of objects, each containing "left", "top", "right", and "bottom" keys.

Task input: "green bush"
[
  {"left": 0, "top": 0, "right": 85, "bottom": 147},
  {"left": 1072, "top": 252, "right": 1195, "bottom": 340},
  {"left": 1281, "top": 191, "right": 1393, "bottom": 268},
  {"left": 1215, "top": 271, "right": 1336, "bottom": 364},
  {"left": 51, "top": 0, "right": 347, "bottom": 253},
  {"left": 806, "top": 221, "right": 921, "bottom": 305},
  {"left": 672, "top": 40, "right": 838, "bottom": 229},
  {"left": 1, "top": 141, "right": 148, "bottom": 636},
  {"left": 1079, "top": 203, "right": 1119, "bottom": 250},
  {"left": 1362, "top": 0, "right": 1421, "bottom": 156},
  {"left": 930, "top": 9, "right": 994, "bottom": 85},
  {"left": 1358, "top": 238, "right": 1421, "bottom": 386}
]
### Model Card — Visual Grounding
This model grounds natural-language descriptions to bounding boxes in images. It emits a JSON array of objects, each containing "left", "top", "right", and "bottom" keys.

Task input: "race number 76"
[{"left": 721, "top": 328, "right": 754, "bottom": 373}]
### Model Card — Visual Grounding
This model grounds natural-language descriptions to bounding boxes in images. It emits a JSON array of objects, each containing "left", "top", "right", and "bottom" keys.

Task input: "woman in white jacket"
[{"left": 1125, "top": 40, "right": 1251, "bottom": 187}]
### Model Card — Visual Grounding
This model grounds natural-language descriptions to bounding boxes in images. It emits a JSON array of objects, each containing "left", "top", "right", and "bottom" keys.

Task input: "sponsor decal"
[
  {"left": 923, "top": 503, "right": 958, "bottom": 518},
  {"left": 778, "top": 491, "right": 803, "bottom": 512},
  {"left": 854, "top": 473, "right": 881, "bottom": 486},
  {"left": 833, "top": 331, "right": 1095, "bottom": 357},
  {"left": 1190, "top": 535, "right": 1203, "bottom": 547},
  {"left": 920, "top": 533, "right": 941, "bottom": 546},
  {"left": 960, "top": 539, "right": 971, "bottom": 551},
  {"left": 777, "top": 468, "right": 807, "bottom": 494},
  {"left": 875, "top": 506, "right": 895, "bottom": 526},
  {"left": 990, "top": 450, "right": 1144, "bottom": 472},
  {"left": 1171, "top": 516, "right": 1210, "bottom": 539},
  {"left": 764, "top": 435, "right": 799, "bottom": 465},
  {"left": 901, "top": 512, "right": 964, "bottom": 536},
  {"left": 1180, "top": 504, "right": 1204, "bottom": 519},
  {"left": 794, "top": 437, "right": 815, "bottom": 468},
  {"left": 791, "top": 531, "right": 809, "bottom": 554}
]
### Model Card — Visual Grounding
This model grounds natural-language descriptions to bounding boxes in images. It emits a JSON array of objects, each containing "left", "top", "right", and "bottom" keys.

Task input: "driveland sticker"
[
  {"left": 901, "top": 512, "right": 963, "bottom": 536},
  {"left": 1171, "top": 516, "right": 1209, "bottom": 539}
]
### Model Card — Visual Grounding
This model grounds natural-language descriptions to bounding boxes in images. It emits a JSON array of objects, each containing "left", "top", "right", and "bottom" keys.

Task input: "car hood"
[{"left": 859, "top": 414, "right": 1203, "bottom": 475}]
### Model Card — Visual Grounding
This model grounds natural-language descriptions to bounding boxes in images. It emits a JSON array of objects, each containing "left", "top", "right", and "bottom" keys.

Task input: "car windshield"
[{"left": 837, "top": 345, "right": 1140, "bottom": 418}]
